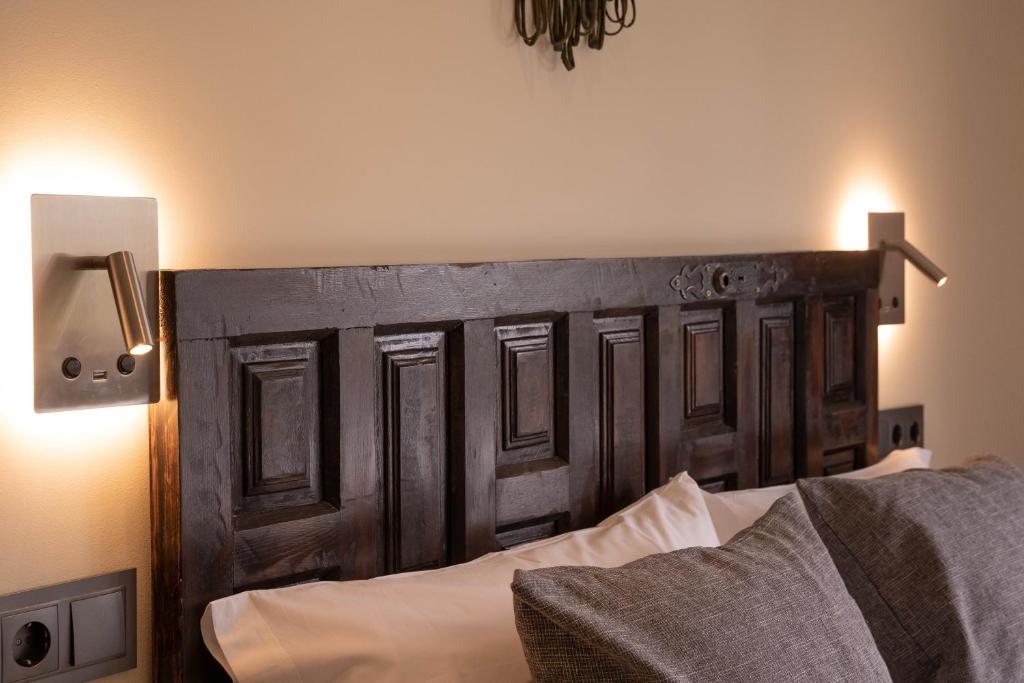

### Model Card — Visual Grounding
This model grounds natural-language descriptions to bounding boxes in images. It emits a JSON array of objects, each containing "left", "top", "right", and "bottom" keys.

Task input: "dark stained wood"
[
  {"left": 567, "top": 312, "right": 600, "bottom": 528},
  {"left": 337, "top": 328, "right": 380, "bottom": 579},
  {"left": 795, "top": 296, "right": 825, "bottom": 478},
  {"left": 757, "top": 303, "right": 796, "bottom": 486},
  {"left": 645, "top": 305, "right": 683, "bottom": 487},
  {"left": 681, "top": 308, "right": 725, "bottom": 425},
  {"left": 152, "top": 251, "right": 882, "bottom": 681},
  {"left": 861, "top": 289, "right": 881, "bottom": 465},
  {"left": 595, "top": 315, "right": 645, "bottom": 517},
  {"left": 449, "top": 319, "right": 499, "bottom": 562},
  {"left": 168, "top": 252, "right": 879, "bottom": 341},
  {"left": 824, "top": 296, "right": 856, "bottom": 403},
  {"left": 231, "top": 340, "right": 324, "bottom": 517},
  {"left": 377, "top": 331, "right": 449, "bottom": 573},
  {"left": 823, "top": 448, "right": 860, "bottom": 476}
]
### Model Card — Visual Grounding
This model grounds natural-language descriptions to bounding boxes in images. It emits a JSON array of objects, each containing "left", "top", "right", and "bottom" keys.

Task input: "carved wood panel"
[
  {"left": 757, "top": 303, "right": 795, "bottom": 486},
  {"left": 680, "top": 308, "right": 726, "bottom": 429},
  {"left": 377, "top": 331, "right": 448, "bottom": 573},
  {"left": 824, "top": 296, "right": 856, "bottom": 403},
  {"left": 495, "top": 320, "right": 562, "bottom": 470},
  {"left": 594, "top": 315, "right": 645, "bottom": 515},
  {"left": 230, "top": 340, "right": 328, "bottom": 519}
]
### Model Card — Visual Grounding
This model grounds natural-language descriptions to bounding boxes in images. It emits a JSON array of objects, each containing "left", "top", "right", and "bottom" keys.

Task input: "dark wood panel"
[
  {"left": 824, "top": 296, "right": 856, "bottom": 403},
  {"left": 233, "top": 505, "right": 341, "bottom": 588},
  {"left": 153, "top": 251, "right": 882, "bottom": 681},
  {"left": 823, "top": 448, "right": 860, "bottom": 476},
  {"left": 377, "top": 331, "right": 448, "bottom": 573},
  {"left": 823, "top": 404, "right": 868, "bottom": 451},
  {"left": 595, "top": 315, "right": 646, "bottom": 516},
  {"left": 231, "top": 340, "right": 324, "bottom": 518},
  {"left": 495, "top": 461, "right": 570, "bottom": 529},
  {"left": 495, "top": 514, "right": 568, "bottom": 550},
  {"left": 496, "top": 321, "right": 560, "bottom": 468},
  {"left": 681, "top": 308, "right": 725, "bottom": 424},
  {"left": 758, "top": 303, "right": 795, "bottom": 487}
]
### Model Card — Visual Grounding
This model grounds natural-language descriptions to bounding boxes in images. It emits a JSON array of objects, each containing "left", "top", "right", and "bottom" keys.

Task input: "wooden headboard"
[{"left": 150, "top": 251, "right": 881, "bottom": 680}]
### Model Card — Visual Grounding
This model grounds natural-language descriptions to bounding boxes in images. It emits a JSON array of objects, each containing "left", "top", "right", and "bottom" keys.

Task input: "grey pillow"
[
  {"left": 511, "top": 493, "right": 892, "bottom": 683},
  {"left": 798, "top": 455, "right": 1024, "bottom": 682}
]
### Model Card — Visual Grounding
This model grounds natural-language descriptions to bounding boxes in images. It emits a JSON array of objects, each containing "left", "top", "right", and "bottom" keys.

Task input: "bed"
[{"left": 149, "top": 250, "right": 885, "bottom": 680}]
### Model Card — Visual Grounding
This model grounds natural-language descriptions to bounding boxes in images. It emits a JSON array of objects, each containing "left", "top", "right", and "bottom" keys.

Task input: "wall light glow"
[
  {"left": 0, "top": 145, "right": 152, "bottom": 449},
  {"left": 836, "top": 181, "right": 896, "bottom": 250}
]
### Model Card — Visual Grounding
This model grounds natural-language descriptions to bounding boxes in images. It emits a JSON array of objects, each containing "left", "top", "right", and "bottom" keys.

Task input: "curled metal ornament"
[{"left": 515, "top": 0, "right": 636, "bottom": 71}]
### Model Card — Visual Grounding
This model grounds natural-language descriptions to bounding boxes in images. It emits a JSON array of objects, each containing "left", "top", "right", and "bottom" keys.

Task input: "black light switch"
[{"left": 70, "top": 590, "right": 126, "bottom": 666}]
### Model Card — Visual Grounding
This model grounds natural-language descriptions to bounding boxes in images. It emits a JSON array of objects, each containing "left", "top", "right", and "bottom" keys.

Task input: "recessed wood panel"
[
  {"left": 495, "top": 514, "right": 568, "bottom": 550},
  {"left": 824, "top": 448, "right": 860, "bottom": 476},
  {"left": 758, "top": 305, "right": 795, "bottom": 486},
  {"left": 824, "top": 297, "right": 856, "bottom": 403},
  {"left": 680, "top": 308, "right": 728, "bottom": 432},
  {"left": 378, "top": 332, "right": 448, "bottom": 574},
  {"left": 231, "top": 341, "right": 324, "bottom": 518},
  {"left": 595, "top": 316, "right": 645, "bottom": 514},
  {"left": 496, "top": 321, "right": 560, "bottom": 468}
]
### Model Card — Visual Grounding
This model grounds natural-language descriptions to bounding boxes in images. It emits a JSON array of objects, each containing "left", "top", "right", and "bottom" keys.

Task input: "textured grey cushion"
[
  {"left": 511, "top": 494, "right": 892, "bottom": 683},
  {"left": 798, "top": 455, "right": 1024, "bottom": 683}
]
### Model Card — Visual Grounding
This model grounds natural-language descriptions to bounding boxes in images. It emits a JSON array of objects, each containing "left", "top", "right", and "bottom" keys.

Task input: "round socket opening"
[
  {"left": 891, "top": 424, "right": 903, "bottom": 447},
  {"left": 13, "top": 621, "right": 51, "bottom": 668}
]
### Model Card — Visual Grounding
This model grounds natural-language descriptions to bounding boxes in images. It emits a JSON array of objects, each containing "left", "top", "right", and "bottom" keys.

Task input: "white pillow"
[
  {"left": 202, "top": 471, "right": 718, "bottom": 683},
  {"left": 702, "top": 447, "right": 933, "bottom": 543}
]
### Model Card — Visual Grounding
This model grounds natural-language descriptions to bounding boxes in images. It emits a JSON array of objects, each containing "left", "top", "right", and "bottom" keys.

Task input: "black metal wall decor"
[{"left": 515, "top": 0, "right": 636, "bottom": 71}]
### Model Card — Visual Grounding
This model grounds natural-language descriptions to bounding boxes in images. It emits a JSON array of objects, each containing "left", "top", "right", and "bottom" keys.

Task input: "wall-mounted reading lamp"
[
  {"left": 869, "top": 212, "right": 947, "bottom": 325},
  {"left": 32, "top": 195, "right": 159, "bottom": 412}
]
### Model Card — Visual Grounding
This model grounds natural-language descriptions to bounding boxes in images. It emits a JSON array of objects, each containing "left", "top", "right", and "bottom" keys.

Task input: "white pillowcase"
[
  {"left": 202, "top": 471, "right": 718, "bottom": 683},
  {"left": 702, "top": 447, "right": 933, "bottom": 543}
]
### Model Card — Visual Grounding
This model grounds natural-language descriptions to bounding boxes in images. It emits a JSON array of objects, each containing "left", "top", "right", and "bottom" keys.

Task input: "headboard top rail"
[{"left": 164, "top": 251, "right": 879, "bottom": 340}]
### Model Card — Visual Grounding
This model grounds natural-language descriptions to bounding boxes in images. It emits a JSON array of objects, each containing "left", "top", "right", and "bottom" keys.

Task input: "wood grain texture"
[{"left": 152, "top": 251, "right": 882, "bottom": 680}]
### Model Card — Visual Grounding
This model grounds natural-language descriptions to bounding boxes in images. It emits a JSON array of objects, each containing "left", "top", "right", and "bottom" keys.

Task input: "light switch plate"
[
  {"left": 869, "top": 212, "right": 906, "bottom": 325},
  {"left": 32, "top": 194, "right": 158, "bottom": 413},
  {"left": 0, "top": 569, "right": 135, "bottom": 682}
]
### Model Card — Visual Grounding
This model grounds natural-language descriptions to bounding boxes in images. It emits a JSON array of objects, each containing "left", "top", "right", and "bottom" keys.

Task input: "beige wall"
[{"left": 2, "top": 1, "right": 1022, "bottom": 679}]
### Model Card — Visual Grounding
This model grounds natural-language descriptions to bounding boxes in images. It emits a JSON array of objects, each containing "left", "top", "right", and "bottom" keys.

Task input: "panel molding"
[
  {"left": 230, "top": 340, "right": 326, "bottom": 519},
  {"left": 495, "top": 321, "right": 561, "bottom": 469},
  {"left": 377, "top": 331, "right": 448, "bottom": 574},
  {"left": 595, "top": 315, "right": 645, "bottom": 515},
  {"left": 758, "top": 306, "right": 795, "bottom": 487},
  {"left": 680, "top": 308, "right": 726, "bottom": 428},
  {"left": 824, "top": 297, "right": 856, "bottom": 403}
]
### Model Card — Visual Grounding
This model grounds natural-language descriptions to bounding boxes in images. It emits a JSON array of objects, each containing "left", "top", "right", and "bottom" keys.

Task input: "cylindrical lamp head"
[{"left": 105, "top": 250, "right": 155, "bottom": 355}]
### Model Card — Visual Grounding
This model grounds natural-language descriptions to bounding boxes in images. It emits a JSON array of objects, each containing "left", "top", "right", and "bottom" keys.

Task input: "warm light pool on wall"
[
  {"left": 869, "top": 212, "right": 947, "bottom": 325},
  {"left": 32, "top": 194, "right": 159, "bottom": 412}
]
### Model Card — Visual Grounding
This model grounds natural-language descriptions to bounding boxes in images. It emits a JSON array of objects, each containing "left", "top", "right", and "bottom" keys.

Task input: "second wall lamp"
[{"left": 869, "top": 212, "right": 948, "bottom": 325}]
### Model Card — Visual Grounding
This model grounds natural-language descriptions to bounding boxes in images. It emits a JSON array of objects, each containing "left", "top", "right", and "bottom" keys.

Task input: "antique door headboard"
[{"left": 150, "top": 251, "right": 881, "bottom": 680}]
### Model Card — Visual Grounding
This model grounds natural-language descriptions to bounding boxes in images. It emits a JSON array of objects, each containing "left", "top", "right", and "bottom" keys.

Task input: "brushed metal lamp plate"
[
  {"left": 32, "top": 195, "right": 159, "bottom": 412},
  {"left": 869, "top": 212, "right": 906, "bottom": 325}
]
